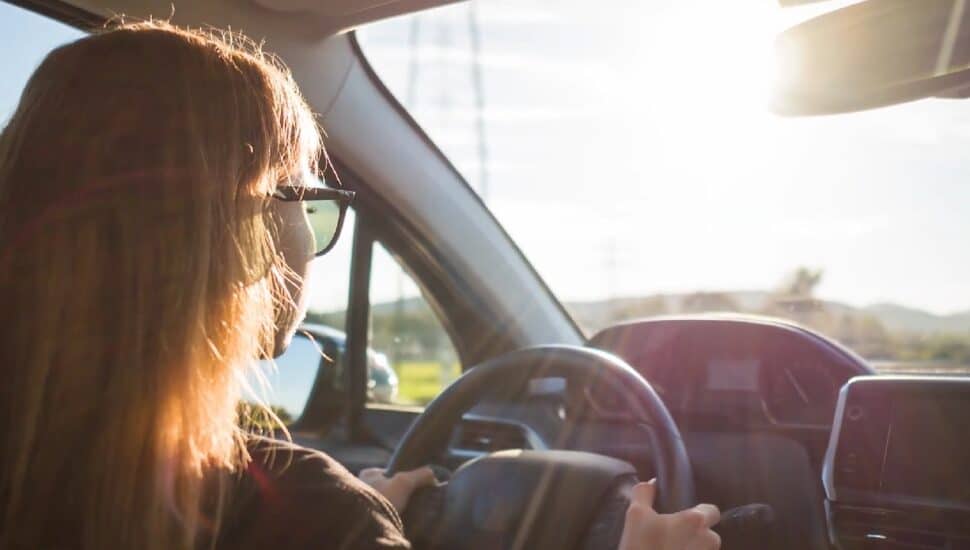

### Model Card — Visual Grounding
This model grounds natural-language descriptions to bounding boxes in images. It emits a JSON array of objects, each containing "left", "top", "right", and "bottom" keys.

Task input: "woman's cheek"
[{"left": 270, "top": 202, "right": 314, "bottom": 355}]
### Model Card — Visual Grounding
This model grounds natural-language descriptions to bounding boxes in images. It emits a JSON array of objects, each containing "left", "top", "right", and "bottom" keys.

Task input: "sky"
[
  {"left": 0, "top": 4, "right": 82, "bottom": 122},
  {"left": 2, "top": 1, "right": 968, "bottom": 316}
]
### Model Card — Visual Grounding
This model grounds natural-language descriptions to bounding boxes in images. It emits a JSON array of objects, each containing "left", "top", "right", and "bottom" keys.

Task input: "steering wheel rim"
[{"left": 386, "top": 345, "right": 696, "bottom": 513}]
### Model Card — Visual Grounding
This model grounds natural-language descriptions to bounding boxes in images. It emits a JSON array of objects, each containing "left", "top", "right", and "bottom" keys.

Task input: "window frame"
[
  {"left": 307, "top": 164, "right": 479, "bottom": 435},
  {"left": 4, "top": 0, "right": 102, "bottom": 31},
  {"left": 296, "top": 163, "right": 481, "bottom": 434}
]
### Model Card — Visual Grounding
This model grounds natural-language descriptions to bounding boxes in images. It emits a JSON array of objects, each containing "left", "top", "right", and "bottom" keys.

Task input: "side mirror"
[
  {"left": 773, "top": 0, "right": 970, "bottom": 115},
  {"left": 295, "top": 332, "right": 348, "bottom": 427},
  {"left": 310, "top": 334, "right": 342, "bottom": 390},
  {"left": 255, "top": 331, "right": 346, "bottom": 427}
]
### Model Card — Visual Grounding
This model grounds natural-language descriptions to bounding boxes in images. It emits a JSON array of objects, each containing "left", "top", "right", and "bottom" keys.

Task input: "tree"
[
  {"left": 778, "top": 267, "right": 824, "bottom": 299},
  {"left": 762, "top": 266, "right": 828, "bottom": 324},
  {"left": 609, "top": 295, "right": 669, "bottom": 323},
  {"left": 833, "top": 314, "right": 893, "bottom": 359}
]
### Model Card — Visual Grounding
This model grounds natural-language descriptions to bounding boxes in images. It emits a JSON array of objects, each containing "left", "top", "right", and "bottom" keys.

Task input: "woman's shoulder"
[
  {"left": 213, "top": 435, "right": 410, "bottom": 550},
  {"left": 243, "top": 435, "right": 380, "bottom": 497}
]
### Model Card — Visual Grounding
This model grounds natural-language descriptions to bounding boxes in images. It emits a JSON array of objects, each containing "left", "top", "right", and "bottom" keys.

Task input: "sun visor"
[{"left": 773, "top": 0, "right": 970, "bottom": 115}]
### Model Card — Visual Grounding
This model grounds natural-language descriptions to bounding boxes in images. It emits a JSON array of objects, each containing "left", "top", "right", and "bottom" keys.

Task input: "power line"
[
  {"left": 394, "top": 17, "right": 424, "bottom": 366},
  {"left": 405, "top": 3, "right": 489, "bottom": 199},
  {"left": 406, "top": 17, "right": 421, "bottom": 108},
  {"left": 467, "top": 1, "right": 489, "bottom": 200}
]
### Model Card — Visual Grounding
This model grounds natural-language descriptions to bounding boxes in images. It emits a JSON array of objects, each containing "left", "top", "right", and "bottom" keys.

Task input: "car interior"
[{"left": 3, "top": 0, "right": 970, "bottom": 549}]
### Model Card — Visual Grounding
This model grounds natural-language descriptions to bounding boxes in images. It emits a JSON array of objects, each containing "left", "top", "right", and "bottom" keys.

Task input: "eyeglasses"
[{"left": 272, "top": 185, "right": 355, "bottom": 257}]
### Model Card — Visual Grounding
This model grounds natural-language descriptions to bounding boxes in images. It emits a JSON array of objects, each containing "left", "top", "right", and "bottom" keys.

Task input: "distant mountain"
[
  {"left": 565, "top": 292, "right": 970, "bottom": 336},
  {"left": 355, "top": 293, "right": 970, "bottom": 336},
  {"left": 310, "top": 296, "right": 430, "bottom": 328},
  {"left": 370, "top": 296, "right": 428, "bottom": 315},
  {"left": 863, "top": 303, "right": 970, "bottom": 334}
]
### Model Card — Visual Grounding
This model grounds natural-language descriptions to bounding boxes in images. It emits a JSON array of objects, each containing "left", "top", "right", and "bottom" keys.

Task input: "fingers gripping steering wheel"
[{"left": 386, "top": 345, "right": 696, "bottom": 550}]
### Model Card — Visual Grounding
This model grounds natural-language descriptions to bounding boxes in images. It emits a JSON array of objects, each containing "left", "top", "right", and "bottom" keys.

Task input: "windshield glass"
[{"left": 357, "top": 1, "right": 970, "bottom": 374}]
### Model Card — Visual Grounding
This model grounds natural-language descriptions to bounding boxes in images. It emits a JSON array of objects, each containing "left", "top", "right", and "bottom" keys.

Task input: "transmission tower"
[
  {"left": 404, "top": 2, "right": 489, "bottom": 199},
  {"left": 468, "top": 1, "right": 489, "bottom": 200}
]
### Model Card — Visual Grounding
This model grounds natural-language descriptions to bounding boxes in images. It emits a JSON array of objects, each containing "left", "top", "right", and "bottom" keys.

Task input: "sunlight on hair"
[{"left": 0, "top": 19, "right": 322, "bottom": 549}]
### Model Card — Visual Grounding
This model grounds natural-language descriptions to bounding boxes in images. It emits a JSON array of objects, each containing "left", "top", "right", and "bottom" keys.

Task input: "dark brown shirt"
[{"left": 213, "top": 438, "right": 410, "bottom": 550}]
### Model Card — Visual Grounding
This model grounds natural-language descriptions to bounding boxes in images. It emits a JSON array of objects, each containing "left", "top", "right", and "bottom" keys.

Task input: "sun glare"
[
  {"left": 617, "top": 2, "right": 785, "bottom": 221},
  {"left": 632, "top": 3, "right": 779, "bottom": 109}
]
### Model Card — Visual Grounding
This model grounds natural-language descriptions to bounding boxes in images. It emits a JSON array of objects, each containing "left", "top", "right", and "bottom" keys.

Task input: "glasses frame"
[{"left": 272, "top": 186, "right": 356, "bottom": 257}]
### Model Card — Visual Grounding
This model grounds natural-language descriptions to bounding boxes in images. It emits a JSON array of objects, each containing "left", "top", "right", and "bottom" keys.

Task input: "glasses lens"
[{"left": 304, "top": 200, "right": 342, "bottom": 254}]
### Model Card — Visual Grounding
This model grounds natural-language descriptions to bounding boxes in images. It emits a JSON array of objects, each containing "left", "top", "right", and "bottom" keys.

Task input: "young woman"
[{"left": 0, "top": 22, "right": 719, "bottom": 550}]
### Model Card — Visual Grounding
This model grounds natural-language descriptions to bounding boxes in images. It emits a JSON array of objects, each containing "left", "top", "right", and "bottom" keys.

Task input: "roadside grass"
[{"left": 395, "top": 361, "right": 461, "bottom": 405}]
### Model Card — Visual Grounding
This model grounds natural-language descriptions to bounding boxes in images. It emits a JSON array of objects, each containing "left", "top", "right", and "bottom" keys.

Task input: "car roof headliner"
[
  {"left": 58, "top": 0, "right": 464, "bottom": 141},
  {"left": 65, "top": 0, "right": 463, "bottom": 37}
]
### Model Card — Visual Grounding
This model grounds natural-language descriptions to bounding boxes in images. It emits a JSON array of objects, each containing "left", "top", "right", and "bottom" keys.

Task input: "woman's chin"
[{"left": 268, "top": 330, "right": 294, "bottom": 359}]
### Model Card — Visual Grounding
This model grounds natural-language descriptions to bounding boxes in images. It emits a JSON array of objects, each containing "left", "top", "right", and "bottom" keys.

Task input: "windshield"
[{"left": 357, "top": 1, "right": 970, "bottom": 374}]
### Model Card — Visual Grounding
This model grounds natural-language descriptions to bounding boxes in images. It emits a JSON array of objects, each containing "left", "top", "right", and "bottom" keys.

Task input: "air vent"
[{"left": 455, "top": 420, "right": 528, "bottom": 453}]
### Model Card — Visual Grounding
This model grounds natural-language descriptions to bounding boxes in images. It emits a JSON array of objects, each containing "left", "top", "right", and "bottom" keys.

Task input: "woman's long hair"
[{"left": 0, "top": 21, "right": 321, "bottom": 549}]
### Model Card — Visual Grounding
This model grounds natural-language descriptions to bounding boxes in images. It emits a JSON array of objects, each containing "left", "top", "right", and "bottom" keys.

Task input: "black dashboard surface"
[
  {"left": 588, "top": 316, "right": 871, "bottom": 432},
  {"left": 824, "top": 376, "right": 970, "bottom": 549}
]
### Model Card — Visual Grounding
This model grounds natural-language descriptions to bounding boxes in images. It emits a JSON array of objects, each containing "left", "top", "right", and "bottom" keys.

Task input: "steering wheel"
[{"left": 386, "top": 345, "right": 696, "bottom": 550}]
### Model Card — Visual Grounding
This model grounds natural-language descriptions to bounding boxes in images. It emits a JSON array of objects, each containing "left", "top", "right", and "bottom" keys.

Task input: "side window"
[
  {"left": 368, "top": 243, "right": 460, "bottom": 406},
  {"left": 0, "top": 5, "right": 83, "bottom": 122}
]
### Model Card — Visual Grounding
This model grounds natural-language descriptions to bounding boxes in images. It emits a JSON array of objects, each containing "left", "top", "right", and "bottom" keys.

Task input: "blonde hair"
[{"left": 0, "top": 21, "right": 321, "bottom": 549}]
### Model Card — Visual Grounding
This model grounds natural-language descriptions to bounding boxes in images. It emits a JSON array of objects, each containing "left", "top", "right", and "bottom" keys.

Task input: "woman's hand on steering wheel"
[
  {"left": 619, "top": 479, "right": 721, "bottom": 550},
  {"left": 360, "top": 466, "right": 437, "bottom": 514}
]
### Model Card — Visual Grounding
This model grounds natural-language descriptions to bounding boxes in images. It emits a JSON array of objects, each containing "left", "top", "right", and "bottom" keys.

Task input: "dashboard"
[
  {"left": 452, "top": 317, "right": 876, "bottom": 550},
  {"left": 588, "top": 316, "right": 871, "bottom": 432},
  {"left": 432, "top": 317, "right": 970, "bottom": 550}
]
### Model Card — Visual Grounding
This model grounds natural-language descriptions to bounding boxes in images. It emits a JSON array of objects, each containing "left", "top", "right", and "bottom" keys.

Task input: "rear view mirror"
[{"left": 773, "top": 0, "right": 970, "bottom": 115}]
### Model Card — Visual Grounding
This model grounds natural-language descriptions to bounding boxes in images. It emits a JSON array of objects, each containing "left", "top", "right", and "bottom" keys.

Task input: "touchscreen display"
[{"left": 881, "top": 395, "right": 970, "bottom": 502}]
